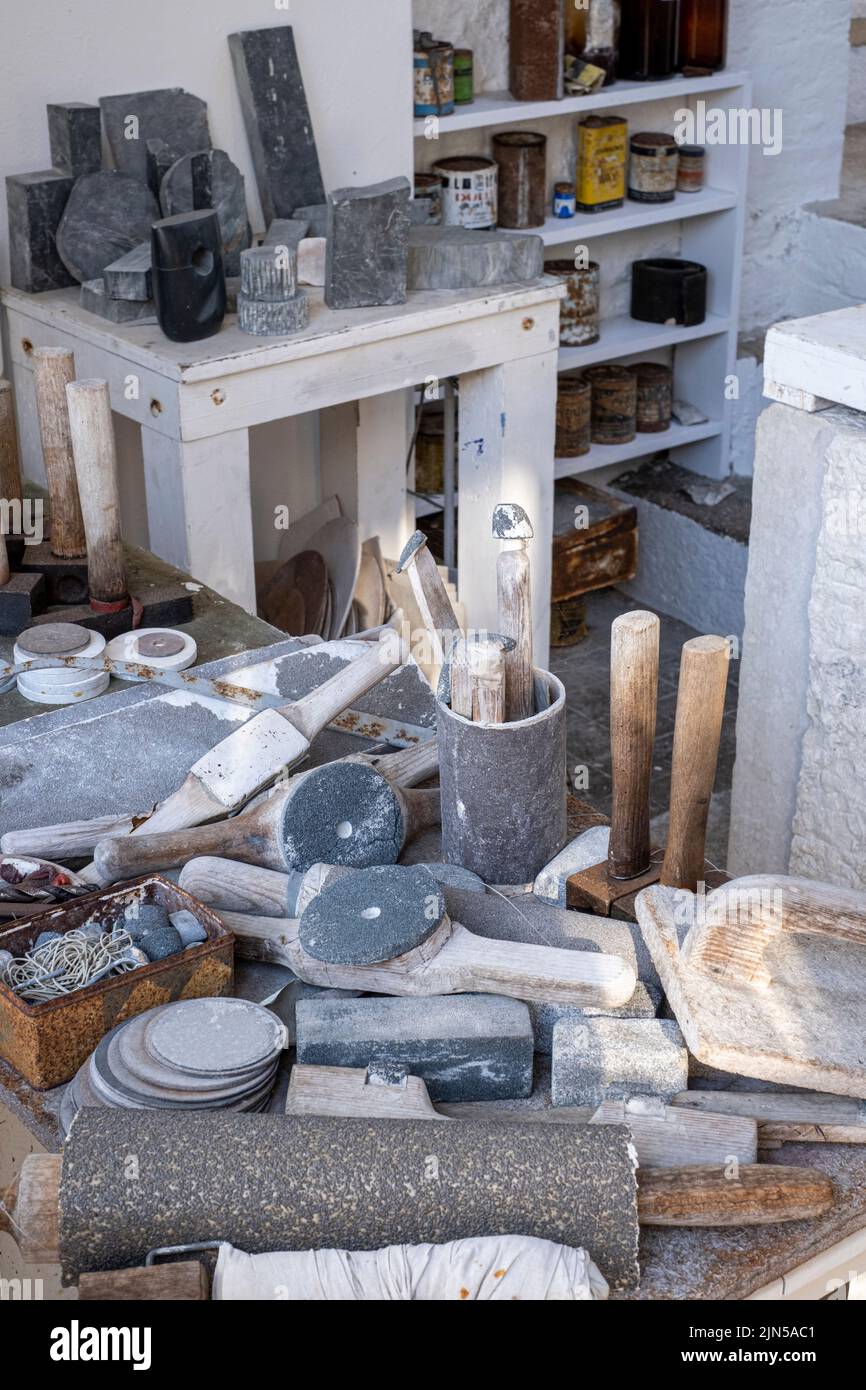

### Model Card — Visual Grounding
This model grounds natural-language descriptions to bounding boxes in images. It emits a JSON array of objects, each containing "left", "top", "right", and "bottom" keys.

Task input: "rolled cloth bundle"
[
  {"left": 59, "top": 1110, "right": 640, "bottom": 1291},
  {"left": 213, "top": 1236, "right": 610, "bottom": 1301}
]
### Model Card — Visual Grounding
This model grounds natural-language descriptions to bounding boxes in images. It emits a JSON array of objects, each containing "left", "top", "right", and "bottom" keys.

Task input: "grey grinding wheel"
[
  {"left": 280, "top": 762, "right": 405, "bottom": 871},
  {"left": 299, "top": 864, "right": 446, "bottom": 965},
  {"left": 145, "top": 997, "right": 286, "bottom": 1076}
]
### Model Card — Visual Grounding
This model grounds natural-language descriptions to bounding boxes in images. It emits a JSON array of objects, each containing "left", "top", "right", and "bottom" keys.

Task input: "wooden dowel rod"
[
  {"left": 65, "top": 378, "right": 128, "bottom": 605},
  {"left": 497, "top": 543, "right": 533, "bottom": 722},
  {"left": 33, "top": 347, "right": 87, "bottom": 558},
  {"left": 0, "top": 528, "right": 9, "bottom": 586},
  {"left": 0, "top": 377, "right": 23, "bottom": 505},
  {"left": 661, "top": 635, "right": 730, "bottom": 891},
  {"left": 608, "top": 610, "right": 660, "bottom": 879}
]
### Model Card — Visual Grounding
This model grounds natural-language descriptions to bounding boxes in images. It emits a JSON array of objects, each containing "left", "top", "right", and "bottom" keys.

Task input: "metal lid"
[
  {"left": 630, "top": 131, "right": 678, "bottom": 152},
  {"left": 16, "top": 623, "right": 91, "bottom": 656}
]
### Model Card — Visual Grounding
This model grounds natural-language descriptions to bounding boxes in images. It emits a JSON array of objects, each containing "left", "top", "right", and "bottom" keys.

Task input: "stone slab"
[
  {"left": 552, "top": 1017, "right": 689, "bottom": 1108},
  {"left": 298, "top": 238, "right": 326, "bottom": 287},
  {"left": 325, "top": 176, "right": 412, "bottom": 310},
  {"left": 228, "top": 25, "right": 325, "bottom": 224},
  {"left": 238, "top": 289, "right": 308, "bottom": 336},
  {"left": 160, "top": 149, "right": 252, "bottom": 277},
  {"left": 99, "top": 88, "right": 210, "bottom": 186},
  {"left": 293, "top": 204, "right": 328, "bottom": 238},
  {"left": 529, "top": 980, "right": 661, "bottom": 1055},
  {"left": 103, "top": 242, "right": 152, "bottom": 301},
  {"left": 295, "top": 993, "right": 534, "bottom": 1102},
  {"left": 47, "top": 103, "right": 102, "bottom": 177},
  {"left": 407, "top": 225, "right": 545, "bottom": 290},
  {"left": 263, "top": 218, "right": 309, "bottom": 251},
  {"left": 56, "top": 171, "right": 160, "bottom": 284},
  {"left": 6, "top": 170, "right": 77, "bottom": 293},
  {"left": 534, "top": 826, "right": 612, "bottom": 906},
  {"left": 80, "top": 278, "right": 156, "bottom": 324},
  {"left": 146, "top": 138, "right": 178, "bottom": 198}
]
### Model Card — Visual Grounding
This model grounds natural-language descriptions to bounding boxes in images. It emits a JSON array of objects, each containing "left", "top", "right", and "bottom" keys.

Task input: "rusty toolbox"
[{"left": 0, "top": 876, "right": 234, "bottom": 1089}]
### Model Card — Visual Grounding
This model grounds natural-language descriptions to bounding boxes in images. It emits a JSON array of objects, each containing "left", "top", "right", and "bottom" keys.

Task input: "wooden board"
[{"left": 78, "top": 1261, "right": 209, "bottom": 1301}]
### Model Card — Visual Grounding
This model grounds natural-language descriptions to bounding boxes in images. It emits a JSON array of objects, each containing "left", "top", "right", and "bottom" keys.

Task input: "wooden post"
[
  {"left": 661, "top": 635, "right": 730, "bottom": 891},
  {"left": 0, "top": 529, "right": 9, "bottom": 586},
  {"left": 608, "top": 611, "right": 660, "bottom": 879},
  {"left": 33, "top": 347, "right": 87, "bottom": 558},
  {"left": 497, "top": 543, "right": 533, "bottom": 721},
  {"left": 451, "top": 635, "right": 505, "bottom": 723},
  {"left": 0, "top": 378, "right": 23, "bottom": 506},
  {"left": 65, "top": 378, "right": 128, "bottom": 606}
]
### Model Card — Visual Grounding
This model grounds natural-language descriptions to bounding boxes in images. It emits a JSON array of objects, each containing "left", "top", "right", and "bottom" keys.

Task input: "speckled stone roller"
[
  {"left": 300, "top": 864, "right": 445, "bottom": 965},
  {"left": 281, "top": 762, "right": 407, "bottom": 870},
  {"left": 59, "top": 1109, "right": 640, "bottom": 1290}
]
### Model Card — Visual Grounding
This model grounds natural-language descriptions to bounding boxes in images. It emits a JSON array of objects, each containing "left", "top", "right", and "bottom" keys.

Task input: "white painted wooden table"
[{"left": 1, "top": 281, "right": 562, "bottom": 666}]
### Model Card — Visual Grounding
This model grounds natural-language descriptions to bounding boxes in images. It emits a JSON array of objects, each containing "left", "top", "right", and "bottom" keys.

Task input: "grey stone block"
[
  {"left": 552, "top": 1017, "right": 688, "bottom": 1108},
  {"left": 237, "top": 289, "right": 308, "bottom": 336},
  {"left": 80, "top": 278, "right": 156, "bottom": 324},
  {"left": 240, "top": 244, "right": 296, "bottom": 300},
  {"left": 146, "top": 138, "right": 178, "bottom": 198},
  {"left": 529, "top": 980, "right": 661, "bottom": 1055},
  {"left": 99, "top": 89, "right": 210, "bottom": 186},
  {"left": 56, "top": 171, "right": 159, "bottom": 284},
  {"left": 103, "top": 242, "right": 152, "bottom": 301},
  {"left": 263, "top": 218, "right": 309, "bottom": 251},
  {"left": 293, "top": 204, "right": 328, "bottom": 238},
  {"left": 47, "top": 103, "right": 102, "bottom": 177},
  {"left": 229, "top": 25, "right": 325, "bottom": 224},
  {"left": 296, "top": 993, "right": 534, "bottom": 1103},
  {"left": 325, "top": 176, "right": 412, "bottom": 310},
  {"left": 160, "top": 149, "right": 252, "bottom": 277},
  {"left": 407, "top": 225, "right": 545, "bottom": 290},
  {"left": 6, "top": 170, "right": 77, "bottom": 292}
]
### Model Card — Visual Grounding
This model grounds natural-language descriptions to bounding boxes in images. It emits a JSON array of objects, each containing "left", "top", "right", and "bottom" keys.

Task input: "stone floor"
[{"left": 550, "top": 587, "right": 739, "bottom": 869}]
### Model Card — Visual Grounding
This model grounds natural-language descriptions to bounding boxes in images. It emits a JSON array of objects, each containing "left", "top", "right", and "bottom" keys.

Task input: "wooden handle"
[
  {"left": 286, "top": 634, "right": 407, "bottom": 743},
  {"left": 405, "top": 540, "right": 461, "bottom": 664},
  {"left": 399, "top": 786, "right": 442, "bottom": 841},
  {"left": 497, "top": 546, "right": 533, "bottom": 722},
  {"left": 355, "top": 738, "right": 438, "bottom": 787},
  {"left": 79, "top": 1262, "right": 210, "bottom": 1301},
  {"left": 660, "top": 636, "right": 729, "bottom": 891},
  {"left": 441, "top": 924, "right": 637, "bottom": 1007},
  {"left": 33, "top": 347, "right": 87, "bottom": 558},
  {"left": 451, "top": 637, "right": 506, "bottom": 723},
  {"left": 680, "top": 874, "right": 866, "bottom": 990},
  {"left": 179, "top": 856, "right": 299, "bottom": 916},
  {"left": 608, "top": 611, "right": 659, "bottom": 879},
  {"left": 217, "top": 909, "right": 300, "bottom": 968},
  {"left": 0, "top": 528, "right": 9, "bottom": 586},
  {"left": 92, "top": 794, "right": 289, "bottom": 884},
  {"left": 0, "top": 1153, "right": 62, "bottom": 1263},
  {"left": 636, "top": 1164, "right": 834, "bottom": 1227},
  {"left": 65, "top": 378, "right": 127, "bottom": 604},
  {"left": 1, "top": 812, "right": 139, "bottom": 859},
  {"left": 0, "top": 377, "right": 23, "bottom": 503}
]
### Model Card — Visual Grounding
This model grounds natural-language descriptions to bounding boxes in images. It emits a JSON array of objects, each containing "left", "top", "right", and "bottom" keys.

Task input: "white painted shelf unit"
[{"left": 414, "top": 70, "right": 750, "bottom": 484}]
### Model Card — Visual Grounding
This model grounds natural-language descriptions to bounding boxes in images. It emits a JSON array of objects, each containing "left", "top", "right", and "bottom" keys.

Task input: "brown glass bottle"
[
  {"left": 618, "top": 0, "right": 679, "bottom": 81},
  {"left": 679, "top": 0, "right": 728, "bottom": 71}
]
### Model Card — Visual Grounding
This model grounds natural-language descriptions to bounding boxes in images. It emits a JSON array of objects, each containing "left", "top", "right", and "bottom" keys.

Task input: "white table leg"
[
  {"left": 458, "top": 351, "right": 558, "bottom": 671},
  {"left": 319, "top": 388, "right": 413, "bottom": 560},
  {"left": 141, "top": 425, "right": 256, "bottom": 613}
]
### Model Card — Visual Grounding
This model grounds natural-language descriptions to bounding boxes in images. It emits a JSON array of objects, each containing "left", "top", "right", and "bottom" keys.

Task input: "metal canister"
[
  {"left": 677, "top": 144, "right": 706, "bottom": 193},
  {"left": 493, "top": 130, "right": 547, "bottom": 229},
  {"left": 414, "top": 39, "right": 455, "bottom": 116},
  {"left": 631, "top": 361, "right": 673, "bottom": 432},
  {"left": 553, "top": 182, "right": 577, "bottom": 218},
  {"left": 432, "top": 155, "right": 498, "bottom": 229},
  {"left": 555, "top": 374, "right": 592, "bottom": 457},
  {"left": 576, "top": 115, "right": 628, "bottom": 213},
  {"left": 584, "top": 364, "right": 637, "bottom": 444},
  {"left": 545, "top": 259, "right": 601, "bottom": 346},
  {"left": 628, "top": 131, "right": 679, "bottom": 203},
  {"left": 414, "top": 172, "right": 443, "bottom": 225},
  {"left": 454, "top": 48, "right": 474, "bottom": 104}
]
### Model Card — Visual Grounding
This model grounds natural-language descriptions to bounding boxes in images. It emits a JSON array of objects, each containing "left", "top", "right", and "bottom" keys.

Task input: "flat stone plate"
[
  {"left": 300, "top": 864, "right": 446, "bottom": 965},
  {"left": 17, "top": 623, "right": 91, "bottom": 656},
  {"left": 118, "top": 1009, "right": 275, "bottom": 1093},
  {"left": 145, "top": 998, "right": 286, "bottom": 1076},
  {"left": 136, "top": 632, "right": 186, "bottom": 658}
]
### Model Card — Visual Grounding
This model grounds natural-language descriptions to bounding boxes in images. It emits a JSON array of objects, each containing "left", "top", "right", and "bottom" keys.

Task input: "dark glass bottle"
[
  {"left": 582, "top": 0, "right": 621, "bottom": 86},
  {"left": 679, "top": 0, "right": 728, "bottom": 71},
  {"left": 619, "top": 0, "right": 680, "bottom": 81}
]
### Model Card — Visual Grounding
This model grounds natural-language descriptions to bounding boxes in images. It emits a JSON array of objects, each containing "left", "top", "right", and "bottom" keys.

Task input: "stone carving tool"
[
  {"left": 216, "top": 863, "right": 638, "bottom": 1008},
  {"left": 492, "top": 502, "right": 534, "bottom": 721},
  {"left": 179, "top": 858, "right": 349, "bottom": 920},
  {"left": 396, "top": 530, "right": 462, "bottom": 667},
  {"left": 92, "top": 759, "right": 441, "bottom": 884}
]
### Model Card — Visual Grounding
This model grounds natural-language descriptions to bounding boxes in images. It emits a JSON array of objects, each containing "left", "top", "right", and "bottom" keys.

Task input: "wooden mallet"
[
  {"left": 65, "top": 378, "right": 128, "bottom": 610},
  {"left": 492, "top": 502, "right": 534, "bottom": 722},
  {"left": 33, "top": 348, "right": 87, "bottom": 559},
  {"left": 396, "top": 530, "right": 462, "bottom": 668}
]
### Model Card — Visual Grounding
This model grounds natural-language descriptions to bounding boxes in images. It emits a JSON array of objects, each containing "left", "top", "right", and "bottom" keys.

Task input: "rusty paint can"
[
  {"left": 414, "top": 172, "right": 443, "bottom": 225},
  {"left": 454, "top": 48, "right": 474, "bottom": 104},
  {"left": 628, "top": 131, "right": 679, "bottom": 203},
  {"left": 677, "top": 144, "right": 706, "bottom": 192},
  {"left": 576, "top": 115, "right": 628, "bottom": 213},
  {"left": 510, "top": 0, "right": 565, "bottom": 101},
  {"left": 585, "top": 364, "right": 637, "bottom": 445},
  {"left": 631, "top": 361, "right": 673, "bottom": 432},
  {"left": 414, "top": 40, "right": 455, "bottom": 116},
  {"left": 432, "top": 155, "right": 498, "bottom": 229},
  {"left": 493, "top": 130, "right": 548, "bottom": 229},
  {"left": 556, "top": 373, "right": 592, "bottom": 457},
  {"left": 546, "top": 258, "right": 601, "bottom": 346}
]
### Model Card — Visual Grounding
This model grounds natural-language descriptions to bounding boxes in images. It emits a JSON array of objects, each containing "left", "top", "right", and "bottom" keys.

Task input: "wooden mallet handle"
[
  {"left": 608, "top": 611, "right": 660, "bottom": 880},
  {"left": 33, "top": 347, "right": 87, "bottom": 558},
  {"left": 93, "top": 794, "right": 289, "bottom": 883},
  {"left": 0, "top": 528, "right": 9, "bottom": 586},
  {"left": 65, "top": 378, "right": 128, "bottom": 605},
  {"left": 0, "top": 377, "right": 23, "bottom": 504},
  {"left": 497, "top": 545, "right": 533, "bottom": 722},
  {"left": 450, "top": 636, "right": 505, "bottom": 723},
  {"left": 637, "top": 1164, "right": 834, "bottom": 1227},
  {"left": 661, "top": 635, "right": 730, "bottom": 891}
]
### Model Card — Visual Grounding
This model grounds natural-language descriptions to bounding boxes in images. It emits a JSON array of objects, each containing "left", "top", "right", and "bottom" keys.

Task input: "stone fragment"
[
  {"left": 160, "top": 149, "right": 251, "bottom": 276},
  {"left": 297, "top": 238, "right": 326, "bottom": 287},
  {"left": 169, "top": 910, "right": 208, "bottom": 947},
  {"left": 407, "top": 225, "right": 545, "bottom": 291},
  {"left": 139, "top": 924, "right": 183, "bottom": 962},
  {"left": 263, "top": 217, "right": 309, "bottom": 250},
  {"left": 6, "top": 170, "right": 77, "bottom": 292},
  {"left": 534, "top": 826, "right": 611, "bottom": 907},
  {"left": 80, "top": 279, "right": 156, "bottom": 324},
  {"left": 103, "top": 242, "right": 152, "bottom": 301},
  {"left": 529, "top": 980, "right": 661, "bottom": 1055},
  {"left": 240, "top": 244, "right": 296, "bottom": 301},
  {"left": 99, "top": 89, "right": 210, "bottom": 186},
  {"left": 145, "top": 139, "right": 178, "bottom": 198},
  {"left": 0, "top": 573, "right": 47, "bottom": 635},
  {"left": 325, "top": 176, "right": 412, "bottom": 310},
  {"left": 552, "top": 1017, "right": 688, "bottom": 1108},
  {"left": 57, "top": 172, "right": 159, "bottom": 284},
  {"left": 229, "top": 26, "right": 325, "bottom": 223},
  {"left": 296, "top": 993, "right": 534, "bottom": 1102},
  {"left": 47, "top": 103, "right": 102, "bottom": 177},
  {"left": 293, "top": 204, "right": 328, "bottom": 238},
  {"left": 237, "top": 291, "right": 308, "bottom": 336}
]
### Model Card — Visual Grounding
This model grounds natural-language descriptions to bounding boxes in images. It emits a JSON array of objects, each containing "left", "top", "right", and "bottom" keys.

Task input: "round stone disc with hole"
[
  {"left": 299, "top": 864, "right": 446, "bottom": 965},
  {"left": 145, "top": 998, "right": 286, "bottom": 1076},
  {"left": 281, "top": 762, "right": 404, "bottom": 871},
  {"left": 16, "top": 622, "right": 91, "bottom": 656},
  {"left": 135, "top": 631, "right": 186, "bottom": 659}
]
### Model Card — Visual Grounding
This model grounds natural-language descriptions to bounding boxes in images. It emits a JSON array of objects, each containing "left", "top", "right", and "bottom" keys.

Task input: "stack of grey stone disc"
[
  {"left": 60, "top": 997, "right": 287, "bottom": 1135},
  {"left": 238, "top": 244, "right": 308, "bottom": 336}
]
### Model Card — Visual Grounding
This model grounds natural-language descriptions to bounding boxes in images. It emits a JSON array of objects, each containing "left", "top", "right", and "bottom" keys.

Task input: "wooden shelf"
[
  {"left": 557, "top": 313, "right": 730, "bottom": 372},
  {"left": 554, "top": 420, "right": 723, "bottom": 478},
  {"left": 502, "top": 186, "right": 737, "bottom": 247}
]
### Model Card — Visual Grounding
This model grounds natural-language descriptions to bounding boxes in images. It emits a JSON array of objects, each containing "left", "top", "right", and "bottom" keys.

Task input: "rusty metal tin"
[
  {"left": 628, "top": 131, "right": 679, "bottom": 203},
  {"left": 631, "top": 361, "right": 673, "bottom": 432},
  {"left": 584, "top": 364, "right": 637, "bottom": 444},
  {"left": 510, "top": 0, "right": 565, "bottom": 101},
  {"left": 493, "top": 130, "right": 548, "bottom": 230},
  {"left": 546, "top": 258, "right": 601, "bottom": 346},
  {"left": 576, "top": 115, "right": 628, "bottom": 212},
  {"left": 454, "top": 48, "right": 474, "bottom": 104},
  {"left": 677, "top": 144, "right": 706, "bottom": 192},
  {"left": 414, "top": 172, "right": 443, "bottom": 225},
  {"left": 556, "top": 373, "right": 592, "bottom": 457},
  {"left": 432, "top": 155, "right": 497, "bottom": 229},
  {"left": 414, "top": 40, "right": 455, "bottom": 116}
]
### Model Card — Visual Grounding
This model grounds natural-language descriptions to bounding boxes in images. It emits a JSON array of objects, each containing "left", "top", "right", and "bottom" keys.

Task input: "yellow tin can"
[{"left": 576, "top": 115, "right": 628, "bottom": 213}]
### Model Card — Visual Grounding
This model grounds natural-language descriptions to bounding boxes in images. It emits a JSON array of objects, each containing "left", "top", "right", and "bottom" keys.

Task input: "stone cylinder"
[
  {"left": 585, "top": 364, "right": 637, "bottom": 444},
  {"left": 631, "top": 361, "right": 673, "bottom": 433},
  {"left": 556, "top": 374, "right": 592, "bottom": 456},
  {"left": 546, "top": 259, "right": 600, "bottom": 346},
  {"left": 493, "top": 131, "right": 548, "bottom": 230},
  {"left": 437, "top": 668, "right": 568, "bottom": 886}
]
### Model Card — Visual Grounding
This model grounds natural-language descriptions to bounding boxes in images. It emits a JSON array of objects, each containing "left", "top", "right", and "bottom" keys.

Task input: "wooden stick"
[
  {"left": 0, "top": 377, "right": 23, "bottom": 505},
  {"left": 179, "top": 857, "right": 351, "bottom": 917},
  {"left": 636, "top": 1164, "right": 834, "bottom": 1227},
  {"left": 32, "top": 347, "right": 87, "bottom": 558},
  {"left": 608, "top": 611, "right": 659, "bottom": 880},
  {"left": 0, "top": 528, "right": 9, "bottom": 586},
  {"left": 65, "top": 378, "right": 128, "bottom": 605},
  {"left": 672, "top": 1089, "right": 866, "bottom": 1147},
  {"left": 660, "top": 635, "right": 730, "bottom": 891},
  {"left": 79, "top": 1261, "right": 210, "bottom": 1301},
  {"left": 450, "top": 636, "right": 505, "bottom": 723},
  {"left": 397, "top": 532, "right": 461, "bottom": 665},
  {"left": 497, "top": 543, "right": 533, "bottom": 721}
]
